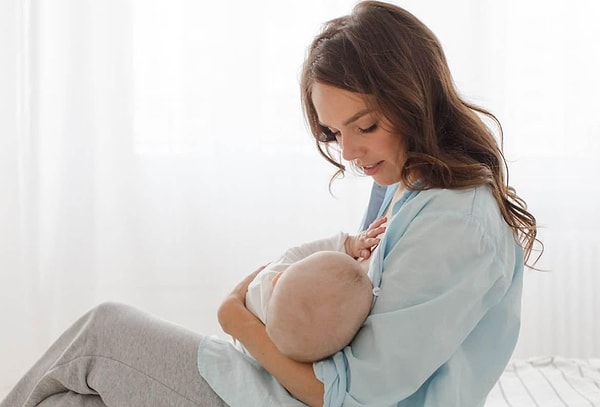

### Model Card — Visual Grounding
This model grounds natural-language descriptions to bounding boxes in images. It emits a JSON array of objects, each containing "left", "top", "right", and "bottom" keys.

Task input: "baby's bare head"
[{"left": 266, "top": 251, "right": 372, "bottom": 362}]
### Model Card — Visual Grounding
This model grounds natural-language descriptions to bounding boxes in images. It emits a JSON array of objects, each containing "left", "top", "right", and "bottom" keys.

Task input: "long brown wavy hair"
[{"left": 301, "top": 1, "right": 542, "bottom": 267}]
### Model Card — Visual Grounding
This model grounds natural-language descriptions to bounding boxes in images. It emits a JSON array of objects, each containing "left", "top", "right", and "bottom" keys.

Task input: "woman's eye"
[{"left": 358, "top": 123, "right": 378, "bottom": 134}]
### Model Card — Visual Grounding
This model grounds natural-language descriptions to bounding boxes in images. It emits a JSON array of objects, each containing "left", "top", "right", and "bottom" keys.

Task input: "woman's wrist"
[
  {"left": 218, "top": 266, "right": 266, "bottom": 336},
  {"left": 217, "top": 295, "right": 260, "bottom": 339}
]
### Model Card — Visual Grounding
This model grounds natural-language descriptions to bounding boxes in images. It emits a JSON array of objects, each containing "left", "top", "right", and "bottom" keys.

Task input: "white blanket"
[{"left": 486, "top": 357, "right": 600, "bottom": 406}]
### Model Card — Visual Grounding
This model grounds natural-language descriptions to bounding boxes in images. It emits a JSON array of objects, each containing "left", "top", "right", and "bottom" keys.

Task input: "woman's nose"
[{"left": 339, "top": 133, "right": 364, "bottom": 161}]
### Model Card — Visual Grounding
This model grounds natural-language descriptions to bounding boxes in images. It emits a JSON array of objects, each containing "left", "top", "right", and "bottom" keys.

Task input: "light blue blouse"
[{"left": 197, "top": 185, "right": 524, "bottom": 407}]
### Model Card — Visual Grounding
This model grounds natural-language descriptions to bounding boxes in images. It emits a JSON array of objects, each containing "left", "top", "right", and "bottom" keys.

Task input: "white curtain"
[{"left": 1, "top": 0, "right": 599, "bottom": 393}]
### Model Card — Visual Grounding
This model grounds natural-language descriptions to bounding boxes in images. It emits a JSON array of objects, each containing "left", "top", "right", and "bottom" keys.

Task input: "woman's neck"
[{"left": 384, "top": 183, "right": 406, "bottom": 219}]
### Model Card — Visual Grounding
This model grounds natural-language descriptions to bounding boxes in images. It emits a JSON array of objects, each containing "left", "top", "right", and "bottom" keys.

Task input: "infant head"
[{"left": 265, "top": 250, "right": 373, "bottom": 362}]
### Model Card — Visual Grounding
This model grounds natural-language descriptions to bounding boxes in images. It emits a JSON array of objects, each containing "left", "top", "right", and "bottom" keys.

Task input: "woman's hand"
[
  {"left": 217, "top": 265, "right": 266, "bottom": 337},
  {"left": 345, "top": 216, "right": 387, "bottom": 260}
]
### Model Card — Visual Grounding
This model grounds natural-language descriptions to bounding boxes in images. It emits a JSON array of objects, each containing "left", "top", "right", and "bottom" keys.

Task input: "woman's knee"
[
  {"left": 83, "top": 301, "right": 140, "bottom": 336},
  {"left": 91, "top": 301, "right": 134, "bottom": 319}
]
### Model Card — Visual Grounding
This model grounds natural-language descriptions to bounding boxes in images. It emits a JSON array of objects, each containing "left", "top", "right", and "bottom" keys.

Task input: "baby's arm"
[
  {"left": 344, "top": 216, "right": 387, "bottom": 260},
  {"left": 276, "top": 232, "right": 348, "bottom": 264}
]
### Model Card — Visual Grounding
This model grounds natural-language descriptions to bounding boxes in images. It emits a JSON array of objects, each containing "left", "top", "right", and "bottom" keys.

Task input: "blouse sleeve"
[
  {"left": 274, "top": 231, "right": 348, "bottom": 265},
  {"left": 314, "top": 195, "right": 519, "bottom": 406}
]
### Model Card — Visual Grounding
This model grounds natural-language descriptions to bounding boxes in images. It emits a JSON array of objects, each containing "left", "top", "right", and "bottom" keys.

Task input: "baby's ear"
[{"left": 271, "top": 271, "right": 284, "bottom": 288}]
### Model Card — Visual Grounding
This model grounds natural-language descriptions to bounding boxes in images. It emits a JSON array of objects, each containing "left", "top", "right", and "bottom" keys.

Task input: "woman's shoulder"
[
  {"left": 403, "top": 186, "right": 508, "bottom": 237},
  {"left": 409, "top": 185, "right": 499, "bottom": 218}
]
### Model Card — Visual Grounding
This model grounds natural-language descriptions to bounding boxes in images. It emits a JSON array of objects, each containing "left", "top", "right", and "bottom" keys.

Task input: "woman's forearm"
[
  {"left": 218, "top": 298, "right": 324, "bottom": 407},
  {"left": 239, "top": 316, "right": 324, "bottom": 407}
]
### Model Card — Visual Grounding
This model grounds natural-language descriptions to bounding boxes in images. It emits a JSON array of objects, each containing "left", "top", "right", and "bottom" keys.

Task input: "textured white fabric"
[{"left": 486, "top": 357, "right": 600, "bottom": 407}]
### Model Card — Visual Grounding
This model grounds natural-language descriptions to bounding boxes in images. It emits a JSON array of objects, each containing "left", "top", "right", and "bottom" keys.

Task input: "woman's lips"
[{"left": 361, "top": 161, "right": 383, "bottom": 176}]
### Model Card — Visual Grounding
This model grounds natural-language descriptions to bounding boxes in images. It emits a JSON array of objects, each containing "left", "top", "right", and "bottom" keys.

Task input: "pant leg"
[
  {"left": 37, "top": 392, "right": 105, "bottom": 407},
  {"left": 0, "top": 302, "right": 228, "bottom": 407}
]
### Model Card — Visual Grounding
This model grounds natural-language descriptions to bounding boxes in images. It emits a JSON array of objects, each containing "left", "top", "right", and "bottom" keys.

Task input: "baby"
[
  {"left": 265, "top": 250, "right": 372, "bottom": 362},
  {"left": 245, "top": 217, "right": 386, "bottom": 362}
]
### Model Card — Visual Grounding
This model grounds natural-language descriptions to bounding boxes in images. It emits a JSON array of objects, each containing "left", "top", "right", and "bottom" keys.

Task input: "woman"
[
  {"left": 1, "top": 2, "right": 539, "bottom": 406},
  {"left": 216, "top": 2, "right": 538, "bottom": 406}
]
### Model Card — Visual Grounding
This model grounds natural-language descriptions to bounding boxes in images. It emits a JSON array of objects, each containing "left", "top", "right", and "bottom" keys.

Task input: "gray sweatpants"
[{"left": 0, "top": 302, "right": 229, "bottom": 407}]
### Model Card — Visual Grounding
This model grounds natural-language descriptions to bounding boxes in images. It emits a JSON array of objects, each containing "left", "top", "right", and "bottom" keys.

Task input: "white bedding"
[{"left": 486, "top": 357, "right": 600, "bottom": 406}]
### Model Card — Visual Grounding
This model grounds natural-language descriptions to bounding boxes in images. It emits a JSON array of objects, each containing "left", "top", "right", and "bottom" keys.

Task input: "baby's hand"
[{"left": 344, "top": 216, "right": 387, "bottom": 260}]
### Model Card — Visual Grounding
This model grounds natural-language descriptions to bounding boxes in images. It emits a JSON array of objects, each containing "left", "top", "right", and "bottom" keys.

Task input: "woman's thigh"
[{"left": 2, "top": 302, "right": 228, "bottom": 407}]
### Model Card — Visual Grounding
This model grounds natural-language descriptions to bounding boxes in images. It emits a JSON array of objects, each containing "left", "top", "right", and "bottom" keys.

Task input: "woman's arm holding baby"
[{"left": 217, "top": 266, "right": 324, "bottom": 407}]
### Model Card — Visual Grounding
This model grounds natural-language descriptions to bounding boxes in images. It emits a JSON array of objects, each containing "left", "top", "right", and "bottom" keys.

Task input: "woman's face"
[{"left": 311, "top": 82, "right": 406, "bottom": 186}]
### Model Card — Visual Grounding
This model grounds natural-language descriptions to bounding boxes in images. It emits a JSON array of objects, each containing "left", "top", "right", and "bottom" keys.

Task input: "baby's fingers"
[
  {"left": 362, "top": 237, "right": 381, "bottom": 249},
  {"left": 367, "top": 217, "right": 387, "bottom": 234},
  {"left": 369, "top": 216, "right": 387, "bottom": 229},
  {"left": 368, "top": 225, "right": 386, "bottom": 238},
  {"left": 361, "top": 249, "right": 371, "bottom": 260}
]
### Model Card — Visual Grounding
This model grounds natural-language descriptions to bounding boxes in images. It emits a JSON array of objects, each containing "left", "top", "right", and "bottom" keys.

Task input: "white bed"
[{"left": 486, "top": 357, "right": 600, "bottom": 406}]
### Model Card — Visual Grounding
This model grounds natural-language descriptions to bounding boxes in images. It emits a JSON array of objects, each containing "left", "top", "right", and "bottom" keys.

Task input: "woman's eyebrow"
[
  {"left": 319, "top": 109, "right": 371, "bottom": 128},
  {"left": 343, "top": 109, "right": 371, "bottom": 126}
]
